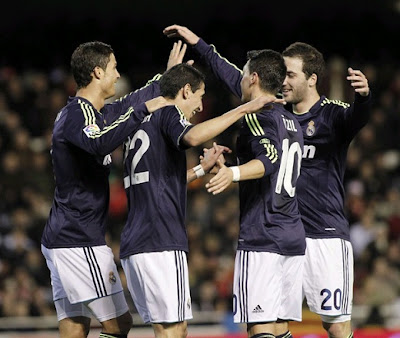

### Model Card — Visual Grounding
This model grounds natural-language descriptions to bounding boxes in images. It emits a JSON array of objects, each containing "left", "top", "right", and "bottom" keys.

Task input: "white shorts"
[
  {"left": 303, "top": 238, "right": 354, "bottom": 322},
  {"left": 121, "top": 250, "right": 193, "bottom": 324},
  {"left": 233, "top": 250, "right": 304, "bottom": 324},
  {"left": 54, "top": 290, "right": 129, "bottom": 322},
  {"left": 41, "top": 245, "right": 125, "bottom": 304}
]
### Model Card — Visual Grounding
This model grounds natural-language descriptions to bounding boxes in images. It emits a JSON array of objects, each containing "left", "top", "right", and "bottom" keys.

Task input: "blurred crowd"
[{"left": 0, "top": 53, "right": 400, "bottom": 330}]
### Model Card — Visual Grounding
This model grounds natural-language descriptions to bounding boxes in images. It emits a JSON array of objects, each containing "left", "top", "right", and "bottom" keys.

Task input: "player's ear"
[
  {"left": 92, "top": 66, "right": 103, "bottom": 80},
  {"left": 308, "top": 73, "right": 317, "bottom": 87},
  {"left": 183, "top": 83, "right": 192, "bottom": 99},
  {"left": 250, "top": 72, "right": 258, "bottom": 85}
]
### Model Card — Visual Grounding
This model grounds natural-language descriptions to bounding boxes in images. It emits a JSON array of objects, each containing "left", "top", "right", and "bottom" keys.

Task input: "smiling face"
[
  {"left": 184, "top": 82, "right": 205, "bottom": 121},
  {"left": 282, "top": 56, "right": 310, "bottom": 105},
  {"left": 99, "top": 53, "right": 120, "bottom": 100}
]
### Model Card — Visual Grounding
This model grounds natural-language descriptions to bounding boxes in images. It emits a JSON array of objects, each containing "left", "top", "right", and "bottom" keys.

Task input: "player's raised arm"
[
  {"left": 347, "top": 67, "right": 370, "bottom": 97},
  {"left": 163, "top": 24, "right": 200, "bottom": 46},
  {"left": 166, "top": 40, "right": 194, "bottom": 70}
]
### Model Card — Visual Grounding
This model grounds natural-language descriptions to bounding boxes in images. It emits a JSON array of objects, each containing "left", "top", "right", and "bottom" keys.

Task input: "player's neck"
[
  {"left": 76, "top": 87, "right": 105, "bottom": 112},
  {"left": 293, "top": 92, "right": 320, "bottom": 115},
  {"left": 251, "top": 88, "right": 274, "bottom": 101}
]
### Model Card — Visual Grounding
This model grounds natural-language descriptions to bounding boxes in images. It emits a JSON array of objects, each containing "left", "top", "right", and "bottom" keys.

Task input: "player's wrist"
[
  {"left": 230, "top": 166, "right": 240, "bottom": 182},
  {"left": 193, "top": 164, "right": 205, "bottom": 178}
]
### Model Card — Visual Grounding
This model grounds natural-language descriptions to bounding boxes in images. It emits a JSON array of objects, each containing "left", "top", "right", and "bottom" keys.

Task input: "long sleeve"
[
  {"left": 193, "top": 39, "right": 243, "bottom": 98},
  {"left": 64, "top": 100, "right": 150, "bottom": 156}
]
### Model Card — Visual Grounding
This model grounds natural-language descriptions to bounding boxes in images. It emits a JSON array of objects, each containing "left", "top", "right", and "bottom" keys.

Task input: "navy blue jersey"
[
  {"left": 237, "top": 107, "right": 305, "bottom": 255},
  {"left": 41, "top": 78, "right": 160, "bottom": 248},
  {"left": 119, "top": 105, "right": 194, "bottom": 259},
  {"left": 293, "top": 95, "right": 371, "bottom": 240},
  {"left": 194, "top": 39, "right": 372, "bottom": 241},
  {"left": 193, "top": 39, "right": 305, "bottom": 255}
]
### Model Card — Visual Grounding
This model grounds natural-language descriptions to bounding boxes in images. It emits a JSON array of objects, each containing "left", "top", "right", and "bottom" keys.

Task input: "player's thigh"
[
  {"left": 121, "top": 250, "right": 193, "bottom": 324},
  {"left": 303, "top": 238, "right": 354, "bottom": 316}
]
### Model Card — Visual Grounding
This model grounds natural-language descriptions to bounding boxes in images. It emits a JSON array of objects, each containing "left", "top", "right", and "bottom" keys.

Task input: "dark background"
[{"left": 1, "top": 0, "right": 400, "bottom": 75}]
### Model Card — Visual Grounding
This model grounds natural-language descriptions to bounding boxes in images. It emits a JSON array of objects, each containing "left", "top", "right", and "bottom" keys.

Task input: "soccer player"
[
  {"left": 40, "top": 40, "right": 189, "bottom": 338},
  {"left": 281, "top": 42, "right": 371, "bottom": 338},
  {"left": 164, "top": 26, "right": 305, "bottom": 338},
  {"left": 164, "top": 25, "right": 372, "bottom": 338},
  {"left": 119, "top": 63, "right": 283, "bottom": 338}
]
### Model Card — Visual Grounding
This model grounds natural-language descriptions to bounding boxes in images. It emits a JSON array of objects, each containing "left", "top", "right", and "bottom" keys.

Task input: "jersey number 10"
[{"left": 275, "top": 139, "right": 302, "bottom": 197}]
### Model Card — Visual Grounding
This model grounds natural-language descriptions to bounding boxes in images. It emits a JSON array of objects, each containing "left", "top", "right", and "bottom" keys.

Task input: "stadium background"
[{"left": 1, "top": 0, "right": 400, "bottom": 337}]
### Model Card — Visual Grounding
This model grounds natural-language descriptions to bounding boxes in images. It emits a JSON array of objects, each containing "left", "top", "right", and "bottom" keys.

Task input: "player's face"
[
  {"left": 240, "top": 62, "right": 252, "bottom": 103},
  {"left": 187, "top": 82, "right": 205, "bottom": 121},
  {"left": 282, "top": 56, "right": 309, "bottom": 105},
  {"left": 101, "top": 53, "right": 120, "bottom": 100}
]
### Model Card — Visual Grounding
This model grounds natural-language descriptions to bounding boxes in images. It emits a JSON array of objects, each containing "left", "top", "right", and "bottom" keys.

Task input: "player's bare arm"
[
  {"left": 347, "top": 67, "right": 370, "bottom": 96},
  {"left": 163, "top": 24, "right": 200, "bottom": 46},
  {"left": 183, "top": 95, "right": 283, "bottom": 147},
  {"left": 205, "top": 159, "right": 265, "bottom": 195}
]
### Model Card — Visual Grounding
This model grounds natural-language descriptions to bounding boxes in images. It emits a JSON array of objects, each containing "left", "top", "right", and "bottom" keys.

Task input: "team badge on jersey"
[
  {"left": 306, "top": 120, "right": 316, "bottom": 136},
  {"left": 83, "top": 124, "right": 100, "bottom": 138},
  {"left": 109, "top": 271, "right": 117, "bottom": 284}
]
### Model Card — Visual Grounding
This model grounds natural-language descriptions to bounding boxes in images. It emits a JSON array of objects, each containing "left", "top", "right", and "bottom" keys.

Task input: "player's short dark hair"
[
  {"left": 71, "top": 41, "right": 114, "bottom": 89},
  {"left": 246, "top": 49, "right": 287, "bottom": 95},
  {"left": 282, "top": 42, "right": 326, "bottom": 89},
  {"left": 160, "top": 64, "right": 206, "bottom": 99}
]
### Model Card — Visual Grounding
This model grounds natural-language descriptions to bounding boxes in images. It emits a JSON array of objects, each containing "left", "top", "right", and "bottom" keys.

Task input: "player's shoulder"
[
  {"left": 65, "top": 96, "right": 93, "bottom": 114},
  {"left": 319, "top": 96, "right": 350, "bottom": 110},
  {"left": 260, "top": 103, "right": 291, "bottom": 123},
  {"left": 156, "top": 104, "right": 192, "bottom": 127},
  {"left": 243, "top": 105, "right": 282, "bottom": 136},
  {"left": 60, "top": 97, "right": 98, "bottom": 127}
]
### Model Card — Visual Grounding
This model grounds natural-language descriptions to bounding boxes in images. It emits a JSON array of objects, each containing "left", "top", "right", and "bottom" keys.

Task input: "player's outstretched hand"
[
  {"left": 240, "top": 95, "right": 286, "bottom": 115},
  {"left": 200, "top": 142, "right": 231, "bottom": 174},
  {"left": 205, "top": 160, "right": 233, "bottom": 195},
  {"left": 163, "top": 25, "right": 200, "bottom": 46},
  {"left": 145, "top": 96, "right": 170, "bottom": 113},
  {"left": 167, "top": 40, "right": 186, "bottom": 70},
  {"left": 347, "top": 67, "right": 370, "bottom": 97}
]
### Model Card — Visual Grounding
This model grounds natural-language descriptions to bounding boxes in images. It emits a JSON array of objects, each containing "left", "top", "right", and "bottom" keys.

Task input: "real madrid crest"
[
  {"left": 306, "top": 120, "right": 315, "bottom": 136},
  {"left": 109, "top": 271, "right": 117, "bottom": 284}
]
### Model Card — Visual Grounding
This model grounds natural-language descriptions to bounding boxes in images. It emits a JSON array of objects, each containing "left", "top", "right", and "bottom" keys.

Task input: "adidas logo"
[{"left": 252, "top": 305, "right": 264, "bottom": 313}]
